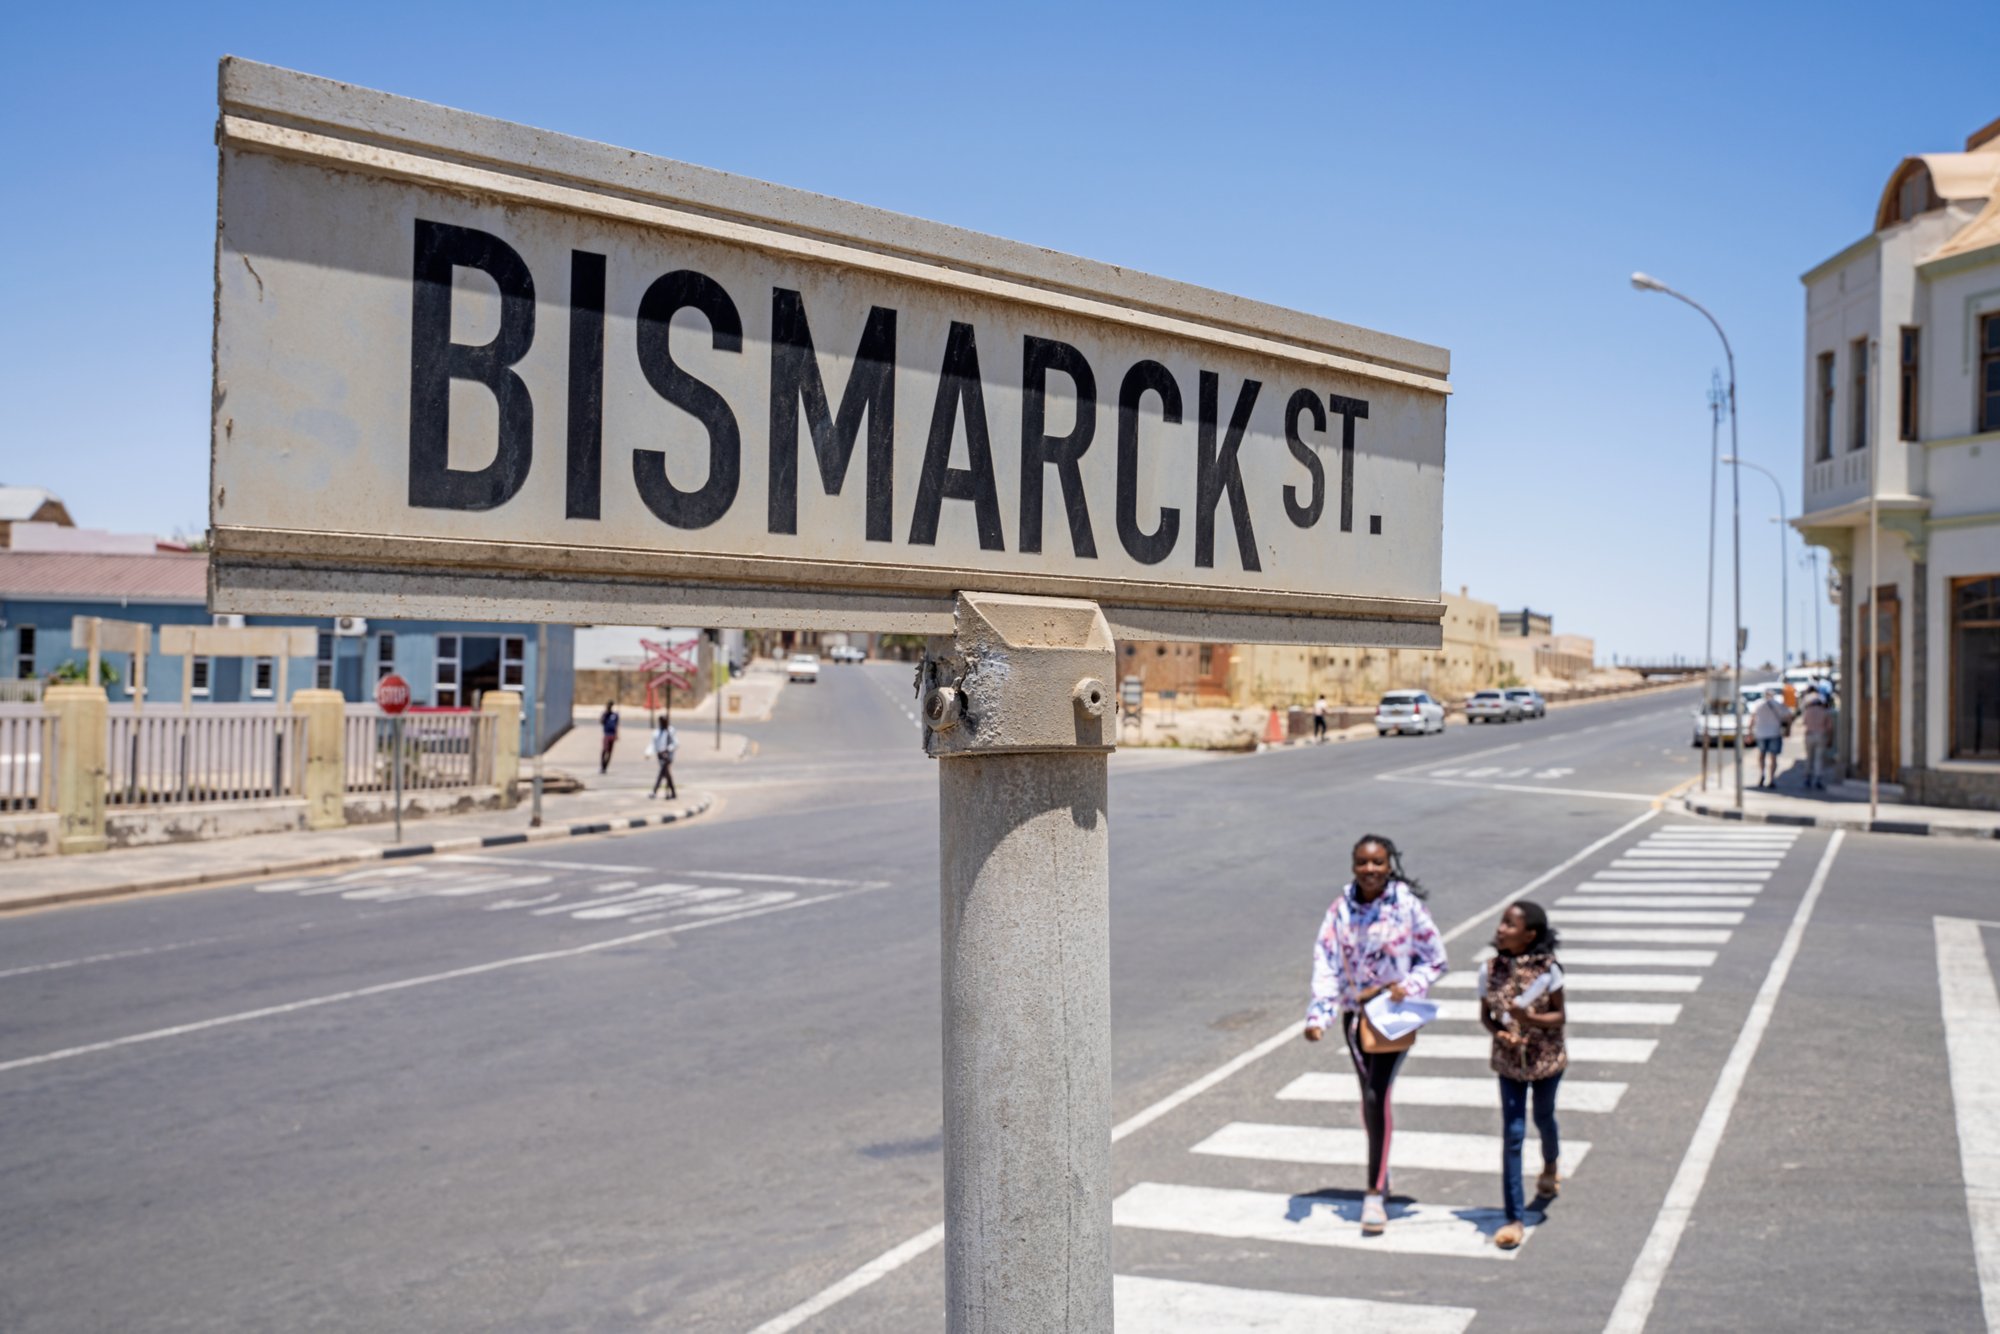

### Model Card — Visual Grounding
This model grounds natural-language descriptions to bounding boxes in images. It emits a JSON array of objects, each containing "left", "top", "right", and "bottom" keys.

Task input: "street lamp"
[
  {"left": 1633, "top": 273, "right": 1744, "bottom": 810},
  {"left": 1722, "top": 455, "right": 1789, "bottom": 671}
]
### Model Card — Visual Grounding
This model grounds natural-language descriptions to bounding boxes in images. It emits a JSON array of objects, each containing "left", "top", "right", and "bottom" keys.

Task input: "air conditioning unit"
[
  {"left": 335, "top": 616, "right": 368, "bottom": 637},
  {"left": 213, "top": 614, "right": 246, "bottom": 629}
]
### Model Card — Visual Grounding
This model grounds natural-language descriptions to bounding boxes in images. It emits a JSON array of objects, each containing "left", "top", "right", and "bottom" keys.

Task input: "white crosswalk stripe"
[
  {"left": 1609, "top": 859, "right": 1780, "bottom": 871},
  {"left": 1113, "top": 1275, "right": 1477, "bottom": 1332},
  {"left": 1561, "top": 926, "right": 1734, "bottom": 943},
  {"left": 1594, "top": 869, "right": 1777, "bottom": 880},
  {"left": 1415, "top": 1033, "right": 1659, "bottom": 1062},
  {"left": 1574, "top": 881, "right": 1763, "bottom": 894},
  {"left": 1191, "top": 1122, "right": 1593, "bottom": 1176},
  {"left": 1114, "top": 1182, "right": 1529, "bottom": 1260},
  {"left": 1438, "top": 970, "right": 1702, "bottom": 993},
  {"left": 1480, "top": 946, "right": 1718, "bottom": 966},
  {"left": 1552, "top": 909, "right": 1744, "bottom": 925},
  {"left": 1277, "top": 1072, "right": 1629, "bottom": 1112},
  {"left": 1556, "top": 895, "right": 1756, "bottom": 909}
]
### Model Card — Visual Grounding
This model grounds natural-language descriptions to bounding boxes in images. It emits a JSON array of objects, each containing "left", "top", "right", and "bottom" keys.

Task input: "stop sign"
[{"left": 375, "top": 673, "right": 411, "bottom": 715}]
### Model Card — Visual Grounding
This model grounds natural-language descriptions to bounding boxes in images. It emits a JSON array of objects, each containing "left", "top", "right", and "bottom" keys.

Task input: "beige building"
[
  {"left": 1498, "top": 632, "right": 1597, "bottom": 685},
  {"left": 1222, "top": 587, "right": 1502, "bottom": 706}
]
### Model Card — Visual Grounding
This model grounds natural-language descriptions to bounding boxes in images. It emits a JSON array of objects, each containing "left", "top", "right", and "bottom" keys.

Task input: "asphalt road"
[{"left": 0, "top": 667, "right": 1993, "bottom": 1332}]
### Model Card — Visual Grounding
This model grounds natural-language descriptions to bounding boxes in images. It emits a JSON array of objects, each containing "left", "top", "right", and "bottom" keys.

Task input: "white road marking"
[
  {"left": 1612, "top": 858, "right": 1781, "bottom": 870},
  {"left": 1556, "top": 895, "right": 1755, "bottom": 910},
  {"left": 1553, "top": 909, "right": 1743, "bottom": 926},
  {"left": 433, "top": 854, "right": 654, "bottom": 872},
  {"left": 1595, "top": 869, "right": 1779, "bottom": 882},
  {"left": 1278, "top": 1071, "right": 1628, "bottom": 1112},
  {"left": 1478, "top": 947, "right": 1718, "bottom": 967},
  {"left": 1560, "top": 927, "right": 1733, "bottom": 944},
  {"left": 742, "top": 807, "right": 1664, "bottom": 1333},
  {"left": 1191, "top": 1122, "right": 1592, "bottom": 1176},
  {"left": 1605, "top": 831, "right": 1845, "bottom": 1333},
  {"left": 1935, "top": 915, "right": 2000, "bottom": 1329},
  {"left": 0, "top": 936, "right": 231, "bottom": 980},
  {"left": 1114, "top": 1182, "right": 1526, "bottom": 1262},
  {"left": 1382, "top": 775, "right": 1659, "bottom": 803},
  {"left": 1434, "top": 998, "right": 1680, "bottom": 1025},
  {"left": 1438, "top": 971, "right": 1702, "bottom": 993},
  {"left": 1415, "top": 1034, "right": 1659, "bottom": 1063},
  {"left": 1575, "top": 882, "right": 1764, "bottom": 895},
  {"left": 1113, "top": 1274, "right": 1476, "bottom": 1333},
  {"left": 0, "top": 884, "right": 884, "bottom": 1078}
]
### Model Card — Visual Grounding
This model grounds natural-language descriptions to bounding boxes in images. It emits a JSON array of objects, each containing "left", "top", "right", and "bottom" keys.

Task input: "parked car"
[
  {"left": 1466, "top": 689, "right": 1522, "bottom": 723},
  {"left": 1375, "top": 689, "right": 1445, "bottom": 736},
  {"left": 1503, "top": 687, "right": 1546, "bottom": 719},
  {"left": 787, "top": 652, "right": 822, "bottom": 683},
  {"left": 1690, "top": 682, "right": 1782, "bottom": 746},
  {"left": 826, "top": 645, "right": 866, "bottom": 663}
]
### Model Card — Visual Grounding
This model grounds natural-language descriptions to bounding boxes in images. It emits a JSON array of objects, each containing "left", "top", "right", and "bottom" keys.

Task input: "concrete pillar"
[
  {"left": 482, "top": 690, "right": 522, "bottom": 806},
  {"left": 924, "top": 593, "right": 1115, "bottom": 1334},
  {"left": 44, "top": 684, "right": 107, "bottom": 855},
  {"left": 293, "top": 688, "right": 347, "bottom": 830}
]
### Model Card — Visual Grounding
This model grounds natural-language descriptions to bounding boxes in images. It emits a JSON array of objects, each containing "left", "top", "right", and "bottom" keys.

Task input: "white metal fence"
[
  {"left": 106, "top": 706, "right": 307, "bottom": 807},
  {"left": 343, "top": 709, "right": 496, "bottom": 793},
  {"left": 0, "top": 705, "right": 56, "bottom": 813},
  {"left": 0, "top": 679, "right": 45, "bottom": 704}
]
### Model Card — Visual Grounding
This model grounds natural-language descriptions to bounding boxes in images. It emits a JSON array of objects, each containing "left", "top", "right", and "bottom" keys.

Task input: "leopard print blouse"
[{"left": 1484, "top": 953, "right": 1567, "bottom": 1082}]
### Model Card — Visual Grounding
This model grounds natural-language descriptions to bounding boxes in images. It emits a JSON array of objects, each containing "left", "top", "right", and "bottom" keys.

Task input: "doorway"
[{"left": 1856, "top": 586, "right": 1900, "bottom": 780}]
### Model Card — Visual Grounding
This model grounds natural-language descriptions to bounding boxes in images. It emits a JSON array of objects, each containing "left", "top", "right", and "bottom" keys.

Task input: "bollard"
[
  {"left": 482, "top": 690, "right": 523, "bottom": 807},
  {"left": 44, "top": 684, "right": 108, "bottom": 854},
  {"left": 292, "top": 689, "right": 348, "bottom": 830},
  {"left": 923, "top": 592, "right": 1114, "bottom": 1334}
]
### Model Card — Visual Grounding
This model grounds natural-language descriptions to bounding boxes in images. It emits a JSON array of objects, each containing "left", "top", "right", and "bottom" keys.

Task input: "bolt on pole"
[{"left": 921, "top": 592, "right": 1115, "bottom": 1334}]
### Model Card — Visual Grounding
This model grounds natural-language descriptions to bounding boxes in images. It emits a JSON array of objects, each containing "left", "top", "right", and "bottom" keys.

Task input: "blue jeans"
[{"left": 1499, "top": 1072, "right": 1562, "bottom": 1222}]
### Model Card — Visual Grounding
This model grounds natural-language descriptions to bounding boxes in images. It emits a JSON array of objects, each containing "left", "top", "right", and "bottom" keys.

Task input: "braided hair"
[
  {"left": 1352, "top": 833, "right": 1427, "bottom": 899},
  {"left": 1501, "top": 898, "right": 1560, "bottom": 959}
]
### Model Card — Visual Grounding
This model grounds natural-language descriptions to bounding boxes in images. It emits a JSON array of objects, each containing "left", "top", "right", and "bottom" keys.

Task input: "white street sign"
[{"left": 211, "top": 61, "right": 1450, "bottom": 645}]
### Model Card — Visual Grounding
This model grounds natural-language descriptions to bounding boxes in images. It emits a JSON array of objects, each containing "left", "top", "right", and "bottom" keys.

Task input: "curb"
[
  {"left": 1679, "top": 794, "right": 2000, "bottom": 841},
  {"left": 0, "top": 794, "right": 717, "bottom": 914}
]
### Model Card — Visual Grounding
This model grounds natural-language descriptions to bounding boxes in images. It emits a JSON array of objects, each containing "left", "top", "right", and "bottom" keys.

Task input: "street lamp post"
[
  {"left": 1633, "top": 273, "right": 1744, "bottom": 811},
  {"left": 1722, "top": 455, "right": 1789, "bottom": 671}
]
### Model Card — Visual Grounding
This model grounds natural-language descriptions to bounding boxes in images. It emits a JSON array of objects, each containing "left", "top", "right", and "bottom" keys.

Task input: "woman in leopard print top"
[{"left": 1479, "top": 900, "right": 1567, "bottom": 1249}]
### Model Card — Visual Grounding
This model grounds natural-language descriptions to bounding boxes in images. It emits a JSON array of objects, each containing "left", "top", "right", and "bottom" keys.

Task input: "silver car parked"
[{"left": 1466, "top": 690, "right": 1522, "bottom": 723}]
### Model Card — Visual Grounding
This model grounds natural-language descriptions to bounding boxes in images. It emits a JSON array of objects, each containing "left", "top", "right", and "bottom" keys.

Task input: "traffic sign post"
[
  {"left": 376, "top": 674, "right": 411, "bottom": 843},
  {"left": 209, "top": 60, "right": 1450, "bottom": 1331}
]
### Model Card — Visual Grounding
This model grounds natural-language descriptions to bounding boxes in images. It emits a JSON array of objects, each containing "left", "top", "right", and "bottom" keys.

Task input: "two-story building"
[{"left": 1795, "top": 116, "right": 2000, "bottom": 809}]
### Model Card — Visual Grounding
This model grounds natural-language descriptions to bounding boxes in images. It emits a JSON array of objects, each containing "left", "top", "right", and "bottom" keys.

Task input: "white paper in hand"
[{"left": 1363, "top": 992, "right": 1438, "bottom": 1042}]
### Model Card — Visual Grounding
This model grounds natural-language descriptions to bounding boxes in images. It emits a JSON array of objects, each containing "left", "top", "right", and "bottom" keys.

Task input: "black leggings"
[{"left": 1342, "top": 1012, "right": 1408, "bottom": 1195}]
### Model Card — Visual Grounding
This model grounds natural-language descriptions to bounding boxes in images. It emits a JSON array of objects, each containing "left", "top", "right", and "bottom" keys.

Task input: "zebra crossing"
[{"left": 1108, "top": 821, "right": 1802, "bottom": 1330}]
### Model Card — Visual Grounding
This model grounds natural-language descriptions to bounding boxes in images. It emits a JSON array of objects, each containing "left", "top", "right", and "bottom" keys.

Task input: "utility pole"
[
  {"left": 922, "top": 592, "right": 1114, "bottom": 1333},
  {"left": 530, "top": 621, "right": 546, "bottom": 827}
]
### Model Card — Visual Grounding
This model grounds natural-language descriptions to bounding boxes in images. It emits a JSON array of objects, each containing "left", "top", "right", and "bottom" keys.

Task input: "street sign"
[
  {"left": 209, "top": 60, "right": 1450, "bottom": 648},
  {"left": 375, "top": 674, "right": 411, "bottom": 715}
]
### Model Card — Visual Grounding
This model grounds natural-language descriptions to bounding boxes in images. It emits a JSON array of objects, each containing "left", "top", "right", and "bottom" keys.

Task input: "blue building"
[{"left": 1, "top": 549, "right": 574, "bottom": 752}]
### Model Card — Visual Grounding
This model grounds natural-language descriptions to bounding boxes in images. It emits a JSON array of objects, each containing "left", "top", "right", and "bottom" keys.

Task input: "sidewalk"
[{"left": 1681, "top": 744, "right": 2000, "bottom": 840}]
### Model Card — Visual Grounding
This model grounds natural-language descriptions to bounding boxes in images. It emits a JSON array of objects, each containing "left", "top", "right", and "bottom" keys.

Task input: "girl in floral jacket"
[{"left": 1304, "top": 834, "right": 1448, "bottom": 1235}]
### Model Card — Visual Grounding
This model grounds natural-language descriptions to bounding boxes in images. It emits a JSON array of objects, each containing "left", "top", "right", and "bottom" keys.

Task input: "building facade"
[
  {"left": 1215, "top": 587, "right": 1503, "bottom": 707},
  {"left": 1795, "top": 116, "right": 2000, "bottom": 809},
  {"left": 1, "top": 550, "right": 574, "bottom": 753}
]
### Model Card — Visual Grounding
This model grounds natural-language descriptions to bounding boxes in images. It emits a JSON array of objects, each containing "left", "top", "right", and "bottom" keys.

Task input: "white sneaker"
[{"left": 1360, "top": 1193, "right": 1387, "bottom": 1234}]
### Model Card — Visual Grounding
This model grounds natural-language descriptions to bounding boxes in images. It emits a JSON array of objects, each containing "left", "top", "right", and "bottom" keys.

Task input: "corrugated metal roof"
[
  {"left": 0, "top": 486, "right": 63, "bottom": 522},
  {"left": 0, "top": 551, "right": 207, "bottom": 602}
]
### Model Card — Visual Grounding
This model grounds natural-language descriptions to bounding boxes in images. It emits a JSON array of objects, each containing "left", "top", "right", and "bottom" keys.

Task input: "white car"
[
  {"left": 1691, "top": 682, "right": 1782, "bottom": 746},
  {"left": 787, "top": 653, "right": 821, "bottom": 683},
  {"left": 1504, "top": 687, "right": 1547, "bottom": 719},
  {"left": 826, "top": 646, "right": 865, "bottom": 664},
  {"left": 1375, "top": 690, "right": 1445, "bottom": 736},
  {"left": 1466, "top": 690, "right": 1522, "bottom": 723}
]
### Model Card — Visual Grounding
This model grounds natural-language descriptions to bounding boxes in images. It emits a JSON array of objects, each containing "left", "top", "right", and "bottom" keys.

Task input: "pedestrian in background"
[
  {"left": 1480, "top": 900, "right": 1567, "bottom": 1250},
  {"left": 1304, "top": 834, "right": 1448, "bottom": 1236},
  {"left": 599, "top": 701, "right": 621, "bottom": 774},
  {"left": 1750, "top": 689, "right": 1792, "bottom": 789},
  {"left": 1801, "top": 685, "right": 1834, "bottom": 790},
  {"left": 1313, "top": 694, "right": 1329, "bottom": 741},
  {"left": 648, "top": 714, "right": 678, "bottom": 798}
]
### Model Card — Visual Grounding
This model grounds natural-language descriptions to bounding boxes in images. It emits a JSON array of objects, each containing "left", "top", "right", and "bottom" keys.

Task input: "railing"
[
  {"left": 0, "top": 679, "right": 45, "bottom": 704},
  {"left": 105, "top": 706, "right": 307, "bottom": 807},
  {"left": 343, "top": 709, "right": 496, "bottom": 793},
  {"left": 0, "top": 706, "right": 57, "bottom": 813}
]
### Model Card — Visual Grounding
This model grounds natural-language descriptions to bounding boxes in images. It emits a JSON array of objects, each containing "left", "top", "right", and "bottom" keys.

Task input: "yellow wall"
[{"left": 1227, "top": 589, "right": 1502, "bottom": 706}]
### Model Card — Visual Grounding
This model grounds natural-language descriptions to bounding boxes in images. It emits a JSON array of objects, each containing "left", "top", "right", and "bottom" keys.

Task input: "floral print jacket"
[{"left": 1305, "top": 881, "right": 1448, "bottom": 1030}]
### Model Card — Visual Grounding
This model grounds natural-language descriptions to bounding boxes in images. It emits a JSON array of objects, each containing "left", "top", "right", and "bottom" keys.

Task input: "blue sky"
[{"left": 2, "top": 2, "right": 1990, "bottom": 663}]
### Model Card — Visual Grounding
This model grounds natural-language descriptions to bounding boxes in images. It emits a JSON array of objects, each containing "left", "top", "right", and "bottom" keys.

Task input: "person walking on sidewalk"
[
  {"left": 599, "top": 701, "right": 621, "bottom": 775},
  {"left": 647, "top": 714, "right": 679, "bottom": 799},
  {"left": 1304, "top": 834, "right": 1448, "bottom": 1236},
  {"left": 1480, "top": 900, "right": 1567, "bottom": 1250},
  {"left": 1750, "top": 688, "right": 1792, "bottom": 789},
  {"left": 1801, "top": 685, "right": 1835, "bottom": 790},
  {"left": 1313, "top": 694, "right": 1329, "bottom": 741}
]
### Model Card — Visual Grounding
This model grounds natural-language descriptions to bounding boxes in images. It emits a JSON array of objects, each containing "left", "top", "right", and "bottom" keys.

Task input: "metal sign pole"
[
  {"left": 393, "top": 715, "right": 404, "bottom": 844},
  {"left": 923, "top": 592, "right": 1114, "bottom": 1334},
  {"left": 531, "top": 622, "right": 546, "bottom": 828},
  {"left": 713, "top": 630, "right": 723, "bottom": 751}
]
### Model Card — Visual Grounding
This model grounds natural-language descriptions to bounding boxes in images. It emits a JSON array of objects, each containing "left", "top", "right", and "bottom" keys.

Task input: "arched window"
[{"left": 1879, "top": 161, "right": 1943, "bottom": 229}]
